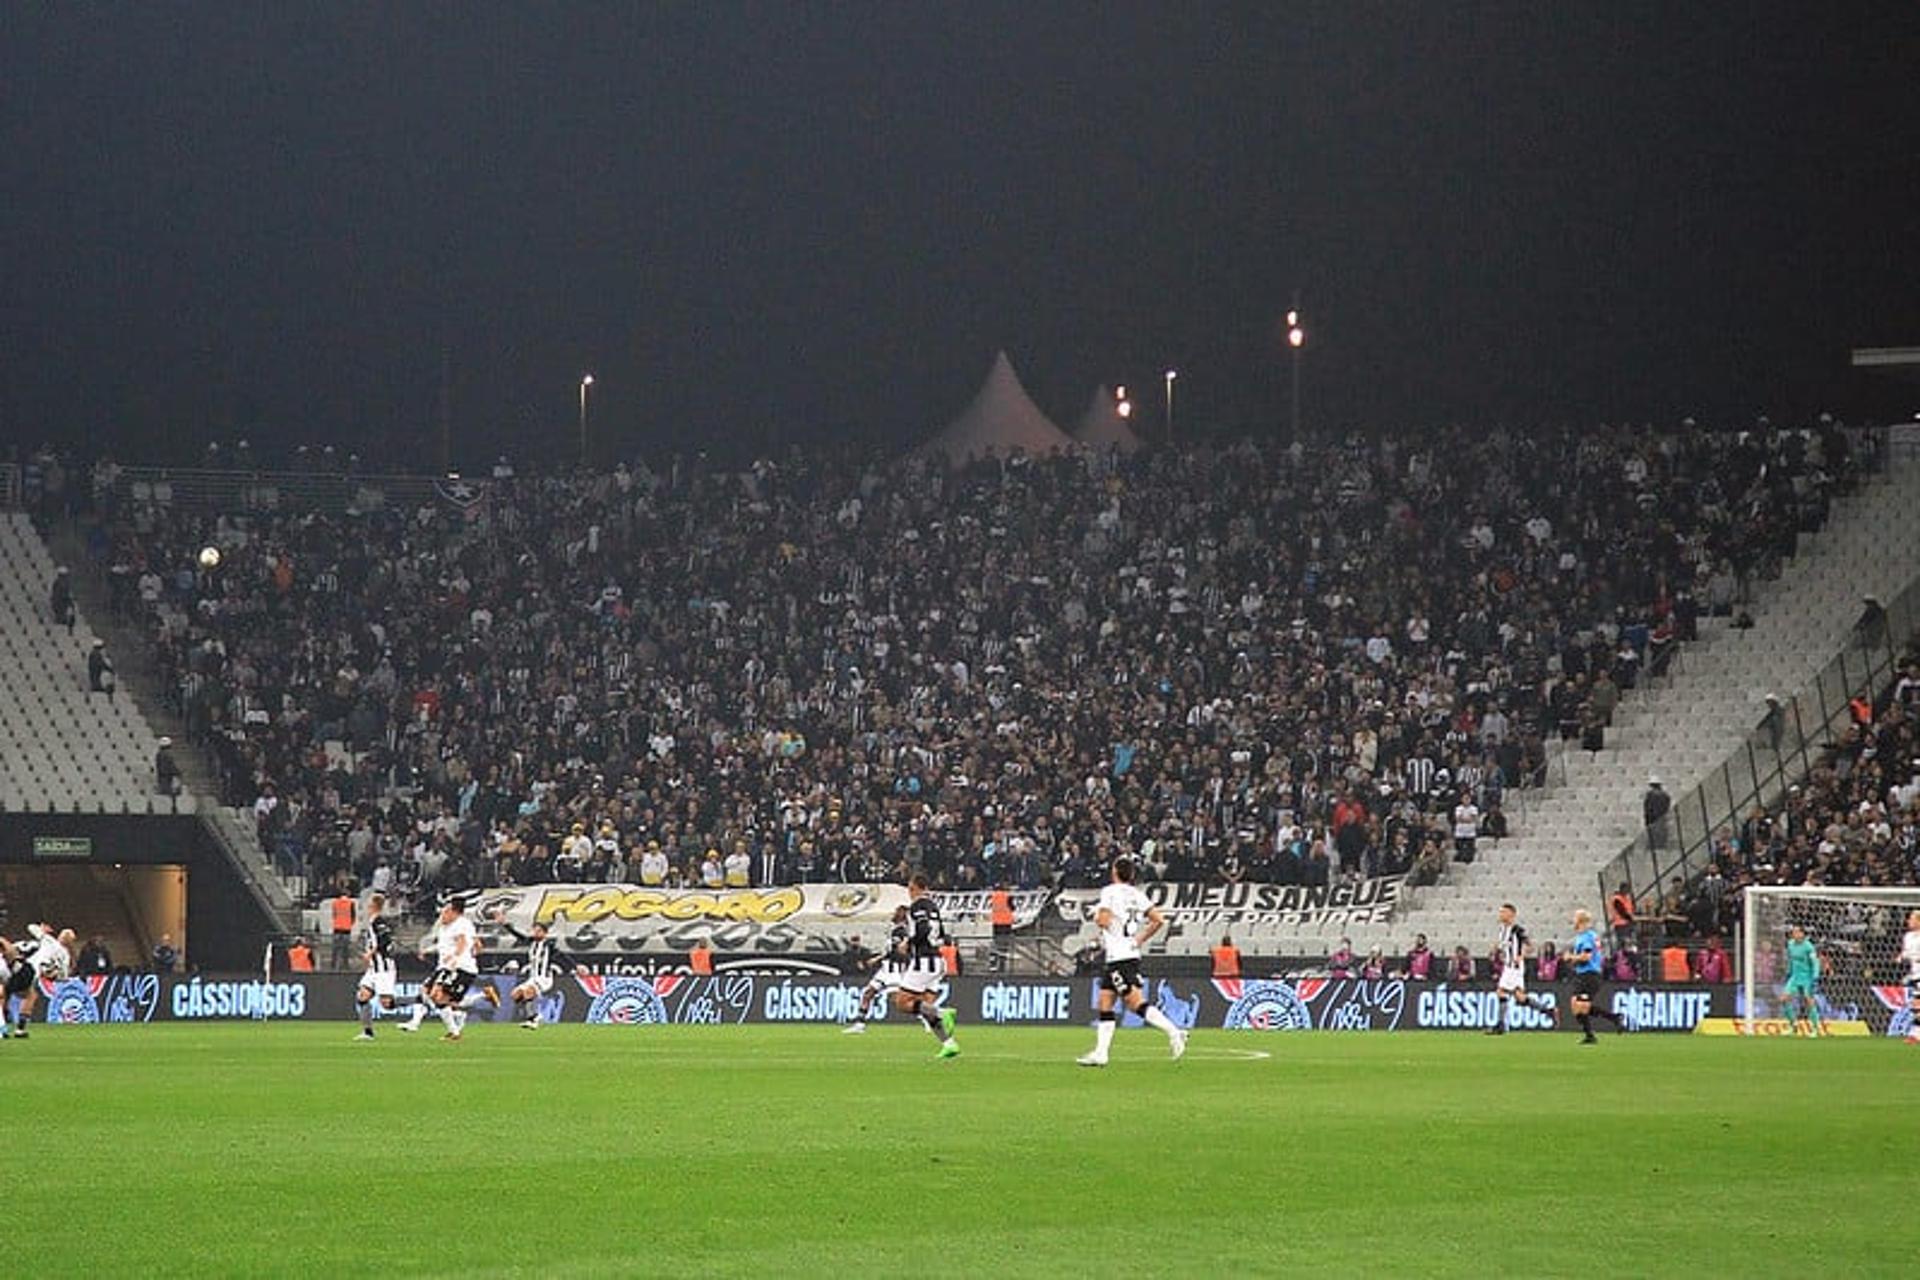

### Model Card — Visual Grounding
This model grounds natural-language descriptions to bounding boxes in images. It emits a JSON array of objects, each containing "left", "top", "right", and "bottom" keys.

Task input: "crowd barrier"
[{"left": 24, "top": 972, "right": 1788, "bottom": 1034}]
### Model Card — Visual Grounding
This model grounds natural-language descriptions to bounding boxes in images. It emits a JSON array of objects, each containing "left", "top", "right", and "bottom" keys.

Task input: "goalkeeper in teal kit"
[{"left": 1782, "top": 926, "right": 1824, "bottom": 1037}]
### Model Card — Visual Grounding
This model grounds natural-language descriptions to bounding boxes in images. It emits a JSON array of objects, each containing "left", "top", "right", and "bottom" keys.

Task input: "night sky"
[{"left": 4, "top": 4, "right": 1918, "bottom": 467}]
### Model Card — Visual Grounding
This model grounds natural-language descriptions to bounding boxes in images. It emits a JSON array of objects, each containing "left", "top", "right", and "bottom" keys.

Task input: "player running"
[
  {"left": 353, "top": 893, "right": 399, "bottom": 1041},
  {"left": 488, "top": 909, "right": 572, "bottom": 1029},
  {"left": 4, "top": 924, "right": 74, "bottom": 1038},
  {"left": 400, "top": 893, "right": 485, "bottom": 1041},
  {"left": 1078, "top": 857, "right": 1187, "bottom": 1067},
  {"left": 893, "top": 874, "right": 959, "bottom": 1059},
  {"left": 1783, "top": 925, "right": 1824, "bottom": 1037},
  {"left": 1486, "top": 903, "right": 1555, "bottom": 1034},
  {"left": 1566, "top": 908, "right": 1624, "bottom": 1043},
  {"left": 0, "top": 935, "right": 16, "bottom": 1039},
  {"left": 844, "top": 905, "right": 909, "bottom": 1034},
  {"left": 1901, "top": 910, "right": 1920, "bottom": 1045}
]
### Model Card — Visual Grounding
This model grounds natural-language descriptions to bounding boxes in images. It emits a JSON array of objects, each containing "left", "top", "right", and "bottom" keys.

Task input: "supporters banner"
[
  {"left": 1053, "top": 877, "right": 1408, "bottom": 933},
  {"left": 928, "top": 888, "right": 1052, "bottom": 929},
  {"left": 28, "top": 972, "right": 1740, "bottom": 1031},
  {"left": 469, "top": 883, "right": 910, "bottom": 959}
]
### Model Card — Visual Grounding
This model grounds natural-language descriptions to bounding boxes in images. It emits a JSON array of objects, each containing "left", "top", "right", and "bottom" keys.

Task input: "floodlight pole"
[
  {"left": 578, "top": 374, "right": 595, "bottom": 468},
  {"left": 1286, "top": 292, "right": 1306, "bottom": 442}
]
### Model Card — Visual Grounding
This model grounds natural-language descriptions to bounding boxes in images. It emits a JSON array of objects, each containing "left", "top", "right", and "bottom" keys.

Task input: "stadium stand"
[
  {"left": 1375, "top": 462, "right": 1920, "bottom": 958},
  {"left": 0, "top": 511, "right": 187, "bottom": 816},
  {"left": 65, "top": 419, "right": 1886, "bottom": 969}
]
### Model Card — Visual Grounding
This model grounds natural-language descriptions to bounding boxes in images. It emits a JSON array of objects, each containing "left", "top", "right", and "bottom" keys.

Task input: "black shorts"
[
  {"left": 430, "top": 969, "right": 473, "bottom": 1002},
  {"left": 4, "top": 965, "right": 33, "bottom": 996},
  {"left": 1571, "top": 971, "right": 1602, "bottom": 1001},
  {"left": 1100, "top": 958, "right": 1145, "bottom": 996}
]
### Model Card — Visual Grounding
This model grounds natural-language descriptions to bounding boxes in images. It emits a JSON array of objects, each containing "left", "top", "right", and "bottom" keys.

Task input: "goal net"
[{"left": 1741, "top": 886, "right": 1920, "bottom": 1036}]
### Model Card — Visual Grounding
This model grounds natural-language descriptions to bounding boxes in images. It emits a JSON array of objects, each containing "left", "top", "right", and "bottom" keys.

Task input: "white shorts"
[
  {"left": 897, "top": 964, "right": 945, "bottom": 996},
  {"left": 358, "top": 968, "right": 396, "bottom": 999},
  {"left": 512, "top": 973, "right": 554, "bottom": 996},
  {"left": 1497, "top": 965, "right": 1526, "bottom": 994}
]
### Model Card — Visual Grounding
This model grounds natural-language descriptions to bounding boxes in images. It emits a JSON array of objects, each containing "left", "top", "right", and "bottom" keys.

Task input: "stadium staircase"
[
  {"left": 1274, "top": 459, "right": 1920, "bottom": 959},
  {"left": 3, "top": 514, "right": 307, "bottom": 935}
]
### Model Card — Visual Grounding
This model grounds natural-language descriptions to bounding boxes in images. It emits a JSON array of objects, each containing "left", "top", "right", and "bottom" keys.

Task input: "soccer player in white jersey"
[
  {"left": 1078, "top": 857, "right": 1187, "bottom": 1066},
  {"left": 1902, "top": 909, "right": 1920, "bottom": 1045},
  {"left": 400, "top": 894, "right": 482, "bottom": 1040},
  {"left": 4, "top": 924, "right": 74, "bottom": 1038},
  {"left": 1486, "top": 903, "right": 1555, "bottom": 1034}
]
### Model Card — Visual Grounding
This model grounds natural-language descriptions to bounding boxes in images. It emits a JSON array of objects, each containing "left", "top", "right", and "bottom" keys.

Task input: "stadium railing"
[
  {"left": 110, "top": 465, "right": 445, "bottom": 514},
  {"left": 1595, "top": 570, "right": 1920, "bottom": 929}
]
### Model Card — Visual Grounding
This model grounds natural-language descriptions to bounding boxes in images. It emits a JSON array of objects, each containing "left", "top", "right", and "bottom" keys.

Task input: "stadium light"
[
  {"left": 1286, "top": 296, "right": 1305, "bottom": 439},
  {"left": 579, "top": 374, "right": 595, "bottom": 467}
]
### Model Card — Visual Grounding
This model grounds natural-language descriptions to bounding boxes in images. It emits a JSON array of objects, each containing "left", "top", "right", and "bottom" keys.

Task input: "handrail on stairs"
[{"left": 1595, "top": 548, "right": 1920, "bottom": 927}]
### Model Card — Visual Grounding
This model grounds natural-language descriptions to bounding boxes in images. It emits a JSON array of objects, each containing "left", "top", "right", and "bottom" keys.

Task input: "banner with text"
[
  {"left": 927, "top": 887, "right": 1052, "bottom": 929},
  {"left": 469, "top": 883, "right": 909, "bottom": 959},
  {"left": 25, "top": 972, "right": 1741, "bottom": 1032},
  {"left": 1054, "top": 877, "right": 1407, "bottom": 935}
]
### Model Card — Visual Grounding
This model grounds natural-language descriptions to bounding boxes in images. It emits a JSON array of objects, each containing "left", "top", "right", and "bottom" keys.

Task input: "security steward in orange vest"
[
  {"left": 990, "top": 888, "right": 1014, "bottom": 965},
  {"left": 329, "top": 892, "right": 356, "bottom": 969},
  {"left": 1211, "top": 934, "right": 1242, "bottom": 978}
]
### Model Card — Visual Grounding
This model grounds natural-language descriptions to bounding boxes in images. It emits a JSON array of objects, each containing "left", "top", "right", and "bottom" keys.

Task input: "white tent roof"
[
  {"left": 1072, "top": 385, "right": 1146, "bottom": 454},
  {"left": 918, "top": 351, "right": 1075, "bottom": 467}
]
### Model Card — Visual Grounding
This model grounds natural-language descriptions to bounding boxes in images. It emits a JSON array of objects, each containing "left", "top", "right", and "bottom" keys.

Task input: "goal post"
[{"left": 1741, "top": 885, "right": 1920, "bottom": 1035}]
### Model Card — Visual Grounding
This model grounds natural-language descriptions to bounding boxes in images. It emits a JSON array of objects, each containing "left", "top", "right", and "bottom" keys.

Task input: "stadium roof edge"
[{"left": 1851, "top": 346, "right": 1920, "bottom": 369}]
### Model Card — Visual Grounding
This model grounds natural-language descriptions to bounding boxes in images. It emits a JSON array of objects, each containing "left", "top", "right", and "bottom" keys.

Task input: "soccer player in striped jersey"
[
  {"left": 1901, "top": 910, "right": 1920, "bottom": 1045},
  {"left": 844, "top": 905, "right": 909, "bottom": 1034},
  {"left": 1078, "top": 857, "right": 1186, "bottom": 1066},
  {"left": 1566, "top": 909, "right": 1624, "bottom": 1043},
  {"left": 892, "top": 874, "right": 958, "bottom": 1059},
  {"left": 489, "top": 909, "right": 571, "bottom": 1029},
  {"left": 1485, "top": 904, "right": 1555, "bottom": 1034},
  {"left": 353, "top": 893, "right": 398, "bottom": 1041}
]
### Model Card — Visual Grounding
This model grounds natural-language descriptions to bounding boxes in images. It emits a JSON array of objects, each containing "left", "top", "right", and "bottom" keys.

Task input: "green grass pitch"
[{"left": 7, "top": 1023, "right": 1916, "bottom": 1277}]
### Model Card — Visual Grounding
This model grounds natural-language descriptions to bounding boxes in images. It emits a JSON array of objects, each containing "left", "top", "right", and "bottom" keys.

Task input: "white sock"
[
  {"left": 1142, "top": 1005, "right": 1178, "bottom": 1038},
  {"left": 439, "top": 1004, "right": 459, "bottom": 1033},
  {"left": 451, "top": 1008, "right": 467, "bottom": 1034},
  {"left": 1093, "top": 1018, "right": 1116, "bottom": 1057},
  {"left": 404, "top": 1002, "right": 429, "bottom": 1030}
]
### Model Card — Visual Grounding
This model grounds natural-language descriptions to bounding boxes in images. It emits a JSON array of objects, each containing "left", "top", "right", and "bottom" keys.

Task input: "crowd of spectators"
[{"left": 82, "top": 420, "right": 1862, "bottom": 920}]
